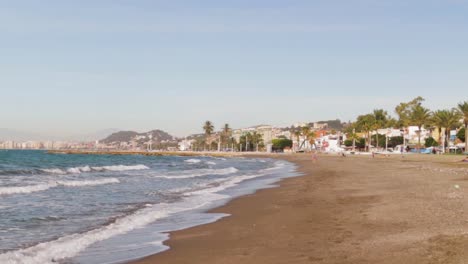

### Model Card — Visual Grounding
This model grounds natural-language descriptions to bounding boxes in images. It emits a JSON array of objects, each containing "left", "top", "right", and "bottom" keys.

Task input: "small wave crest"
[
  {"left": 0, "top": 183, "right": 56, "bottom": 195},
  {"left": 184, "top": 159, "right": 201, "bottom": 164},
  {"left": 91, "top": 165, "right": 149, "bottom": 172},
  {"left": 0, "top": 204, "right": 174, "bottom": 264},
  {"left": 0, "top": 165, "right": 149, "bottom": 176},
  {"left": 40, "top": 165, "right": 149, "bottom": 175},
  {"left": 155, "top": 167, "right": 239, "bottom": 179},
  {"left": 0, "top": 178, "right": 120, "bottom": 196},
  {"left": 0, "top": 161, "right": 294, "bottom": 264},
  {"left": 57, "top": 178, "right": 120, "bottom": 187}
]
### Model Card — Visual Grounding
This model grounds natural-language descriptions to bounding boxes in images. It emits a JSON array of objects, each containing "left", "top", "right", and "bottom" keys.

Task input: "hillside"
[{"left": 100, "top": 130, "right": 175, "bottom": 145}]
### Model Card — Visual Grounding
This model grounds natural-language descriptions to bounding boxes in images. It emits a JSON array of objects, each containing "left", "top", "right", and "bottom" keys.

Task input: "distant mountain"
[{"left": 100, "top": 129, "right": 176, "bottom": 145}]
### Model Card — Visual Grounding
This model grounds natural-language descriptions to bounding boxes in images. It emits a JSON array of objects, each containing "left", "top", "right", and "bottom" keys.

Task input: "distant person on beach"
[
  {"left": 372, "top": 152, "right": 375, "bottom": 158},
  {"left": 312, "top": 152, "right": 318, "bottom": 163}
]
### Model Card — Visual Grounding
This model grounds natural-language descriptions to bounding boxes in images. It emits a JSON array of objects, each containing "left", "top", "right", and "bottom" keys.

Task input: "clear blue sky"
[{"left": 1, "top": 0, "right": 467, "bottom": 138}]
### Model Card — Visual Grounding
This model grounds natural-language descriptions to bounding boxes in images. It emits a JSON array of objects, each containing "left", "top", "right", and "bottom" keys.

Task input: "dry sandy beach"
[{"left": 131, "top": 154, "right": 468, "bottom": 264}]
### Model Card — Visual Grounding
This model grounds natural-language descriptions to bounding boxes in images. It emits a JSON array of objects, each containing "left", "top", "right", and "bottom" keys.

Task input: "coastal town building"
[{"left": 178, "top": 139, "right": 194, "bottom": 151}]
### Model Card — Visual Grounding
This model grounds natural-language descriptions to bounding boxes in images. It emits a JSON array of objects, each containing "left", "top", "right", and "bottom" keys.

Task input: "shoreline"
[
  {"left": 128, "top": 154, "right": 468, "bottom": 264},
  {"left": 47, "top": 150, "right": 251, "bottom": 157}
]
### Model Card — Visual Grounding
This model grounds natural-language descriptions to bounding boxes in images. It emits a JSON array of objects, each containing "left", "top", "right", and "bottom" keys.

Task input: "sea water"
[{"left": 0, "top": 150, "right": 298, "bottom": 264}]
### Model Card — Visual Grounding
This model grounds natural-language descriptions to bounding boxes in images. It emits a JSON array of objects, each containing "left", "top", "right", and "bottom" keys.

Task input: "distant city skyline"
[{"left": 1, "top": 1, "right": 466, "bottom": 138}]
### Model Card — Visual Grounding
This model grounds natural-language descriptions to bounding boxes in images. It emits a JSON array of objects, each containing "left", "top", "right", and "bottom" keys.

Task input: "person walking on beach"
[{"left": 312, "top": 151, "right": 318, "bottom": 163}]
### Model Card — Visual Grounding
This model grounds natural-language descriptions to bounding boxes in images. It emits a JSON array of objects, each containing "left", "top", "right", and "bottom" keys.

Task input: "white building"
[{"left": 178, "top": 139, "right": 194, "bottom": 151}]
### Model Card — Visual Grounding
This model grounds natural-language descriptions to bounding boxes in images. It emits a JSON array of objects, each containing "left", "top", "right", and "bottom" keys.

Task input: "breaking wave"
[
  {"left": 41, "top": 165, "right": 149, "bottom": 175},
  {"left": 0, "top": 168, "right": 276, "bottom": 264},
  {"left": 0, "top": 178, "right": 120, "bottom": 196},
  {"left": 155, "top": 167, "right": 239, "bottom": 179},
  {"left": 0, "top": 165, "right": 149, "bottom": 176},
  {"left": 0, "top": 183, "right": 55, "bottom": 195},
  {"left": 184, "top": 159, "right": 201, "bottom": 164}
]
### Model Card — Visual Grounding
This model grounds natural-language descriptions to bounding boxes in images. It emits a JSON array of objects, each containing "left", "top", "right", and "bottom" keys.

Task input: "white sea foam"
[
  {"left": 0, "top": 170, "right": 273, "bottom": 264},
  {"left": 205, "top": 161, "right": 216, "bottom": 165},
  {"left": 261, "top": 161, "right": 286, "bottom": 172},
  {"left": 0, "top": 205, "right": 173, "bottom": 264},
  {"left": 155, "top": 167, "right": 239, "bottom": 179},
  {"left": 66, "top": 168, "right": 82, "bottom": 174},
  {"left": 0, "top": 159, "right": 293, "bottom": 264},
  {"left": 186, "top": 173, "right": 267, "bottom": 196},
  {"left": 0, "top": 161, "right": 291, "bottom": 264},
  {"left": 0, "top": 178, "right": 120, "bottom": 196},
  {"left": 0, "top": 183, "right": 57, "bottom": 195},
  {"left": 41, "top": 165, "right": 149, "bottom": 175},
  {"left": 40, "top": 169, "right": 66, "bottom": 175},
  {"left": 92, "top": 165, "right": 150, "bottom": 172},
  {"left": 57, "top": 178, "right": 120, "bottom": 187},
  {"left": 184, "top": 159, "right": 201, "bottom": 164}
]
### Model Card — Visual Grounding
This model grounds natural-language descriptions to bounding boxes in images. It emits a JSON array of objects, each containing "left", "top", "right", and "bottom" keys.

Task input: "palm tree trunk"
[
  {"left": 418, "top": 125, "right": 422, "bottom": 153},
  {"left": 367, "top": 131, "right": 371, "bottom": 152},
  {"left": 438, "top": 127, "right": 442, "bottom": 147},
  {"left": 376, "top": 133, "right": 379, "bottom": 149},
  {"left": 447, "top": 131, "right": 451, "bottom": 151}
]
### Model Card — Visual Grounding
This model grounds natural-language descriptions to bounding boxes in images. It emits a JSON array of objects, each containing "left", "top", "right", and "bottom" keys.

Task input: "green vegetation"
[
  {"left": 355, "top": 114, "right": 375, "bottom": 151},
  {"left": 239, "top": 132, "right": 264, "bottom": 152},
  {"left": 425, "top": 137, "right": 438, "bottom": 147},
  {"left": 272, "top": 138, "right": 293, "bottom": 151},
  {"left": 457, "top": 101, "right": 468, "bottom": 151},
  {"left": 457, "top": 128, "right": 465, "bottom": 142},
  {"left": 203, "top": 120, "right": 214, "bottom": 151},
  {"left": 221, "top": 123, "right": 232, "bottom": 150},
  {"left": 395, "top": 96, "right": 425, "bottom": 128},
  {"left": 344, "top": 138, "right": 365, "bottom": 149},
  {"left": 410, "top": 104, "right": 432, "bottom": 152},
  {"left": 347, "top": 97, "right": 467, "bottom": 153}
]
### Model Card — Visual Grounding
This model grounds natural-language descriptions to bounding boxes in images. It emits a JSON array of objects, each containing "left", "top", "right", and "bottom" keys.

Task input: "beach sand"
[{"left": 131, "top": 154, "right": 468, "bottom": 264}]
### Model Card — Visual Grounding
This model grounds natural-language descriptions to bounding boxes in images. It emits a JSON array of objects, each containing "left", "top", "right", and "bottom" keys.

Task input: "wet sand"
[{"left": 131, "top": 154, "right": 468, "bottom": 264}]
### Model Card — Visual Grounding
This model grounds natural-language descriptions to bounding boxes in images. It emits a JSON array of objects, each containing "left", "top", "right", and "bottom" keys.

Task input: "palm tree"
[
  {"left": 203, "top": 121, "right": 214, "bottom": 151},
  {"left": 395, "top": 96, "right": 425, "bottom": 128},
  {"left": 251, "top": 132, "right": 263, "bottom": 152},
  {"left": 431, "top": 110, "right": 446, "bottom": 148},
  {"left": 299, "top": 126, "right": 311, "bottom": 150},
  {"left": 307, "top": 131, "right": 317, "bottom": 150},
  {"left": 293, "top": 130, "right": 301, "bottom": 151},
  {"left": 222, "top": 124, "right": 231, "bottom": 150},
  {"left": 456, "top": 101, "right": 468, "bottom": 152},
  {"left": 410, "top": 105, "right": 432, "bottom": 153},
  {"left": 373, "top": 109, "right": 389, "bottom": 149},
  {"left": 395, "top": 97, "right": 425, "bottom": 149},
  {"left": 441, "top": 109, "right": 462, "bottom": 152},
  {"left": 356, "top": 114, "right": 376, "bottom": 152}
]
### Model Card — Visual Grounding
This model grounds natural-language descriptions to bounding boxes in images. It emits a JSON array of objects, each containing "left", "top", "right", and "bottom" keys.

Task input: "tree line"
[
  {"left": 347, "top": 97, "right": 467, "bottom": 153},
  {"left": 193, "top": 97, "right": 467, "bottom": 153},
  {"left": 191, "top": 121, "right": 264, "bottom": 152}
]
